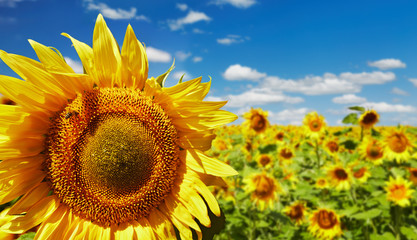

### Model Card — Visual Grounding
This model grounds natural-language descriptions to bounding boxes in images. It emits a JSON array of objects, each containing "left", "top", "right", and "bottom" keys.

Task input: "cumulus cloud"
[
  {"left": 211, "top": 0, "right": 257, "bottom": 9},
  {"left": 361, "top": 102, "right": 416, "bottom": 113},
  {"left": 175, "top": 51, "right": 192, "bottom": 61},
  {"left": 368, "top": 58, "right": 406, "bottom": 70},
  {"left": 146, "top": 47, "right": 172, "bottom": 63},
  {"left": 176, "top": 3, "right": 188, "bottom": 11},
  {"left": 192, "top": 56, "right": 203, "bottom": 63},
  {"left": 339, "top": 71, "right": 395, "bottom": 84},
  {"left": 223, "top": 88, "right": 304, "bottom": 108},
  {"left": 332, "top": 94, "right": 367, "bottom": 104},
  {"left": 409, "top": 78, "right": 417, "bottom": 87},
  {"left": 168, "top": 10, "right": 211, "bottom": 31},
  {"left": 217, "top": 35, "right": 247, "bottom": 45},
  {"left": 64, "top": 57, "right": 83, "bottom": 74},
  {"left": 84, "top": 0, "right": 149, "bottom": 21},
  {"left": 263, "top": 73, "right": 360, "bottom": 95},
  {"left": 223, "top": 64, "right": 266, "bottom": 81},
  {"left": 269, "top": 108, "right": 310, "bottom": 125},
  {"left": 391, "top": 87, "right": 408, "bottom": 96}
]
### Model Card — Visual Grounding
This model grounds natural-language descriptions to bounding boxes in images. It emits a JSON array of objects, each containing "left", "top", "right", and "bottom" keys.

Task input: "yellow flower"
[
  {"left": 277, "top": 144, "right": 295, "bottom": 164},
  {"left": 383, "top": 126, "right": 413, "bottom": 163},
  {"left": 255, "top": 153, "right": 274, "bottom": 169},
  {"left": 408, "top": 167, "right": 417, "bottom": 185},
  {"left": 323, "top": 137, "right": 339, "bottom": 156},
  {"left": 303, "top": 111, "right": 326, "bottom": 139},
  {"left": 358, "top": 110, "right": 379, "bottom": 129},
  {"left": 358, "top": 137, "right": 384, "bottom": 165},
  {"left": 0, "top": 14, "right": 238, "bottom": 239},
  {"left": 385, "top": 176, "right": 414, "bottom": 207},
  {"left": 315, "top": 177, "right": 329, "bottom": 189},
  {"left": 244, "top": 172, "right": 281, "bottom": 211},
  {"left": 243, "top": 108, "right": 269, "bottom": 134},
  {"left": 327, "top": 165, "right": 352, "bottom": 191},
  {"left": 283, "top": 201, "right": 308, "bottom": 225},
  {"left": 308, "top": 208, "right": 343, "bottom": 240},
  {"left": 349, "top": 162, "right": 371, "bottom": 183}
]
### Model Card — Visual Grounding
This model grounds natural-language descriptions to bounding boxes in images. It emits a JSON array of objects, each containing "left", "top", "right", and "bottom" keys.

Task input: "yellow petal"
[
  {"left": 1, "top": 196, "right": 59, "bottom": 234},
  {"left": 176, "top": 186, "right": 210, "bottom": 227},
  {"left": 8, "top": 182, "right": 50, "bottom": 214},
  {"left": 121, "top": 24, "right": 148, "bottom": 89},
  {"left": 192, "top": 178, "right": 221, "bottom": 217},
  {"left": 34, "top": 206, "right": 67, "bottom": 240},
  {"left": 134, "top": 218, "right": 156, "bottom": 240},
  {"left": 163, "top": 195, "right": 200, "bottom": 231},
  {"left": 61, "top": 33, "right": 98, "bottom": 81},
  {"left": 181, "top": 149, "right": 238, "bottom": 177},
  {"left": 28, "top": 39, "right": 74, "bottom": 73},
  {"left": 163, "top": 77, "right": 202, "bottom": 98},
  {"left": 114, "top": 222, "right": 135, "bottom": 240},
  {"left": 0, "top": 138, "right": 44, "bottom": 159},
  {"left": 0, "top": 75, "right": 60, "bottom": 112},
  {"left": 148, "top": 209, "right": 176, "bottom": 239},
  {"left": 93, "top": 14, "right": 121, "bottom": 87},
  {"left": 0, "top": 168, "right": 46, "bottom": 205}
]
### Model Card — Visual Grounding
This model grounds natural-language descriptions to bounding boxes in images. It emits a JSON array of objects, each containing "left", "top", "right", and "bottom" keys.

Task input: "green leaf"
[
  {"left": 371, "top": 128, "right": 381, "bottom": 137},
  {"left": 342, "top": 113, "right": 358, "bottom": 125},
  {"left": 348, "top": 106, "right": 366, "bottom": 113},
  {"left": 350, "top": 208, "right": 382, "bottom": 220},
  {"left": 17, "top": 232, "right": 36, "bottom": 240},
  {"left": 333, "top": 127, "right": 352, "bottom": 136},
  {"left": 370, "top": 232, "right": 396, "bottom": 240},
  {"left": 401, "top": 226, "right": 417, "bottom": 239},
  {"left": 340, "top": 139, "right": 358, "bottom": 150}
]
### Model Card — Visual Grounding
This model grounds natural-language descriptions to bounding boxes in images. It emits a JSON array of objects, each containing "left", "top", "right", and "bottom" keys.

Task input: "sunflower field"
[{"left": 204, "top": 107, "right": 417, "bottom": 240}]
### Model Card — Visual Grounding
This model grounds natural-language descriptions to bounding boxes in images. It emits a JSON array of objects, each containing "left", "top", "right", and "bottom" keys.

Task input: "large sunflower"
[
  {"left": 385, "top": 176, "right": 414, "bottom": 207},
  {"left": 308, "top": 208, "right": 342, "bottom": 240},
  {"left": 383, "top": 126, "right": 413, "bottom": 163},
  {"left": 302, "top": 111, "right": 326, "bottom": 139},
  {"left": 0, "top": 14, "right": 238, "bottom": 239}
]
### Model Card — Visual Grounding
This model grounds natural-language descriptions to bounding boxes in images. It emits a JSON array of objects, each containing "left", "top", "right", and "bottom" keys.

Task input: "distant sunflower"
[
  {"left": 275, "top": 131, "right": 285, "bottom": 142},
  {"left": 243, "top": 108, "right": 269, "bottom": 134},
  {"left": 327, "top": 165, "right": 352, "bottom": 191},
  {"left": 244, "top": 172, "right": 281, "bottom": 211},
  {"left": 323, "top": 138, "right": 339, "bottom": 156},
  {"left": 277, "top": 144, "right": 295, "bottom": 164},
  {"left": 283, "top": 201, "right": 308, "bottom": 225},
  {"left": 358, "top": 137, "right": 384, "bottom": 165},
  {"left": 255, "top": 153, "right": 274, "bottom": 169},
  {"left": 315, "top": 177, "right": 329, "bottom": 189},
  {"left": 308, "top": 208, "right": 342, "bottom": 240},
  {"left": 303, "top": 112, "right": 326, "bottom": 139},
  {"left": 0, "top": 14, "right": 238, "bottom": 239},
  {"left": 358, "top": 110, "right": 379, "bottom": 129},
  {"left": 349, "top": 163, "right": 371, "bottom": 183},
  {"left": 385, "top": 176, "right": 414, "bottom": 207},
  {"left": 383, "top": 127, "right": 413, "bottom": 163},
  {"left": 408, "top": 167, "right": 417, "bottom": 185}
]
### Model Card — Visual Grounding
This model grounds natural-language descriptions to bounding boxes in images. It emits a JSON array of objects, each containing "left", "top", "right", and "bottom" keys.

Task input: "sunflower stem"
[
  {"left": 360, "top": 126, "right": 364, "bottom": 142},
  {"left": 394, "top": 205, "right": 402, "bottom": 240},
  {"left": 315, "top": 139, "right": 321, "bottom": 171}
]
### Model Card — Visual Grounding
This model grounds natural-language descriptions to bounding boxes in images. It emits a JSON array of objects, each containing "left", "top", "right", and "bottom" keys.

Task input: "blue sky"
[{"left": 1, "top": 0, "right": 417, "bottom": 126}]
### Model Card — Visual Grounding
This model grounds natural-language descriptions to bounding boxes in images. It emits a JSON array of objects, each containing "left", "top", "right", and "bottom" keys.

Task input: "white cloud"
[
  {"left": 175, "top": 51, "right": 192, "bottom": 61},
  {"left": 391, "top": 87, "right": 408, "bottom": 96},
  {"left": 176, "top": 3, "right": 188, "bottom": 11},
  {"left": 368, "top": 58, "right": 406, "bottom": 70},
  {"left": 172, "top": 71, "right": 192, "bottom": 81},
  {"left": 223, "top": 64, "right": 266, "bottom": 81},
  {"left": 409, "top": 78, "right": 417, "bottom": 87},
  {"left": 211, "top": 0, "right": 257, "bottom": 9},
  {"left": 146, "top": 47, "right": 172, "bottom": 63},
  {"left": 332, "top": 94, "right": 367, "bottom": 104},
  {"left": 223, "top": 88, "right": 304, "bottom": 108},
  {"left": 263, "top": 74, "right": 361, "bottom": 95},
  {"left": 168, "top": 10, "right": 211, "bottom": 31},
  {"left": 0, "top": 0, "right": 26, "bottom": 7},
  {"left": 269, "top": 108, "right": 310, "bottom": 125},
  {"left": 64, "top": 57, "right": 83, "bottom": 74},
  {"left": 192, "top": 28, "right": 205, "bottom": 34},
  {"left": 361, "top": 102, "right": 417, "bottom": 113},
  {"left": 84, "top": 0, "right": 149, "bottom": 21},
  {"left": 217, "top": 35, "right": 247, "bottom": 45},
  {"left": 339, "top": 71, "right": 395, "bottom": 84},
  {"left": 193, "top": 56, "right": 203, "bottom": 63}
]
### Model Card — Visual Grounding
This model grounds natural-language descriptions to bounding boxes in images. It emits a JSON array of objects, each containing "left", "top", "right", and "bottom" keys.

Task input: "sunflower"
[
  {"left": 408, "top": 167, "right": 417, "bottom": 185},
  {"left": 283, "top": 201, "right": 308, "bottom": 225},
  {"left": 358, "top": 110, "right": 379, "bottom": 129},
  {"left": 358, "top": 137, "right": 384, "bottom": 165},
  {"left": 385, "top": 176, "right": 414, "bottom": 207},
  {"left": 349, "top": 162, "right": 371, "bottom": 183},
  {"left": 255, "top": 153, "right": 274, "bottom": 169},
  {"left": 323, "top": 137, "right": 339, "bottom": 156},
  {"left": 277, "top": 144, "right": 295, "bottom": 165},
  {"left": 308, "top": 208, "right": 342, "bottom": 240},
  {"left": 243, "top": 172, "right": 281, "bottom": 211},
  {"left": 383, "top": 126, "right": 413, "bottom": 163},
  {"left": 326, "top": 165, "right": 352, "bottom": 191},
  {"left": 315, "top": 177, "right": 329, "bottom": 189},
  {"left": 302, "top": 112, "right": 326, "bottom": 139},
  {"left": 0, "top": 14, "right": 238, "bottom": 239},
  {"left": 243, "top": 108, "right": 269, "bottom": 134}
]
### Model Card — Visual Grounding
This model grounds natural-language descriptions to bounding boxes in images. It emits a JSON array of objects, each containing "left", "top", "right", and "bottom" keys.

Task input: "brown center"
[{"left": 317, "top": 210, "right": 338, "bottom": 229}]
